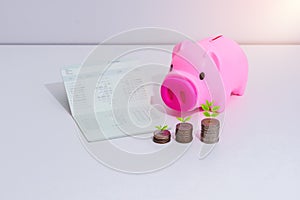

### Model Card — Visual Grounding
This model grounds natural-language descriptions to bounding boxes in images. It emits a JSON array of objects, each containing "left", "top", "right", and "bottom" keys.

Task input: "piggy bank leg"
[{"left": 231, "top": 83, "right": 247, "bottom": 96}]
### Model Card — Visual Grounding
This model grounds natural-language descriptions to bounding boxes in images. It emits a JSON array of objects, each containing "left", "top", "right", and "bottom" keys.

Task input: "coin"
[
  {"left": 153, "top": 130, "right": 171, "bottom": 144},
  {"left": 201, "top": 118, "right": 220, "bottom": 127},
  {"left": 200, "top": 118, "right": 220, "bottom": 144},
  {"left": 175, "top": 123, "right": 193, "bottom": 143}
]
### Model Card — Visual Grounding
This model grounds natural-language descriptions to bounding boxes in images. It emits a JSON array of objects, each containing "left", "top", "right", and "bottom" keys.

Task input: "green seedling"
[
  {"left": 201, "top": 100, "right": 220, "bottom": 118},
  {"left": 155, "top": 125, "right": 169, "bottom": 131},
  {"left": 177, "top": 116, "right": 191, "bottom": 123}
]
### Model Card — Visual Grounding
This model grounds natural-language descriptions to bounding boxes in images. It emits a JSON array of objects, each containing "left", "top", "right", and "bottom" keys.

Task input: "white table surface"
[{"left": 0, "top": 45, "right": 299, "bottom": 200}]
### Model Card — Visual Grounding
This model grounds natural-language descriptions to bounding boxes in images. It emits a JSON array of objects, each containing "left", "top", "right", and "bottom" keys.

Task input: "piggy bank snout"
[{"left": 161, "top": 75, "right": 197, "bottom": 112}]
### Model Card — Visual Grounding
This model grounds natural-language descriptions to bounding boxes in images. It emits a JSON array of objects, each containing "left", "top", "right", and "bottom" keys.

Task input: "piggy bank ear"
[
  {"left": 209, "top": 51, "right": 221, "bottom": 71},
  {"left": 172, "top": 43, "right": 182, "bottom": 58},
  {"left": 172, "top": 40, "right": 191, "bottom": 58}
]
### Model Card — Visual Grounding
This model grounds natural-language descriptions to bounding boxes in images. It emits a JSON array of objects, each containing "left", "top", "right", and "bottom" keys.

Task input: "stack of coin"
[
  {"left": 153, "top": 130, "right": 171, "bottom": 144},
  {"left": 200, "top": 118, "right": 220, "bottom": 144},
  {"left": 175, "top": 123, "right": 193, "bottom": 143}
]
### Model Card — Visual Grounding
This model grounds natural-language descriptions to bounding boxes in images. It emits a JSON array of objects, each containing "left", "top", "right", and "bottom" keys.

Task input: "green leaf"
[
  {"left": 206, "top": 100, "right": 210, "bottom": 107},
  {"left": 177, "top": 117, "right": 183, "bottom": 122},
  {"left": 162, "top": 125, "right": 168, "bottom": 130},
  {"left": 211, "top": 112, "right": 219, "bottom": 117},
  {"left": 184, "top": 116, "right": 191, "bottom": 122},
  {"left": 155, "top": 126, "right": 161, "bottom": 130},
  {"left": 212, "top": 106, "right": 220, "bottom": 112},
  {"left": 203, "top": 111, "right": 211, "bottom": 117},
  {"left": 201, "top": 104, "right": 209, "bottom": 111}
]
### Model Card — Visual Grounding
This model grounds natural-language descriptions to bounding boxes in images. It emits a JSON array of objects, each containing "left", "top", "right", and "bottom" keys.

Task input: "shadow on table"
[{"left": 45, "top": 82, "right": 71, "bottom": 115}]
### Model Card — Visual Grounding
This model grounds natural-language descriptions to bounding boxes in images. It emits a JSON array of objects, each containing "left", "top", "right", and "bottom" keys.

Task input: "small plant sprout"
[
  {"left": 176, "top": 116, "right": 191, "bottom": 123},
  {"left": 201, "top": 100, "right": 220, "bottom": 118},
  {"left": 155, "top": 125, "right": 168, "bottom": 131}
]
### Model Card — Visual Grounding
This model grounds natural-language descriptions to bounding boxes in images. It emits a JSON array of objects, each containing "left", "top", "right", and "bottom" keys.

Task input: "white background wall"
[{"left": 0, "top": 0, "right": 299, "bottom": 44}]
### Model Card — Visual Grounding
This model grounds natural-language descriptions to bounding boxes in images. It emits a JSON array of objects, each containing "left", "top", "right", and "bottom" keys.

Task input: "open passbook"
[{"left": 61, "top": 61, "right": 166, "bottom": 142}]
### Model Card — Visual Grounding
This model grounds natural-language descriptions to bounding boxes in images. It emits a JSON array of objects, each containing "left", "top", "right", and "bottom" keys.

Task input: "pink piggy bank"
[{"left": 161, "top": 35, "right": 248, "bottom": 112}]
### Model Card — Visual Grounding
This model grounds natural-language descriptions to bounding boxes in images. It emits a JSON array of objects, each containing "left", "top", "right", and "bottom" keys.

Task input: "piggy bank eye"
[
  {"left": 199, "top": 72, "right": 205, "bottom": 80},
  {"left": 169, "top": 64, "right": 173, "bottom": 72}
]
